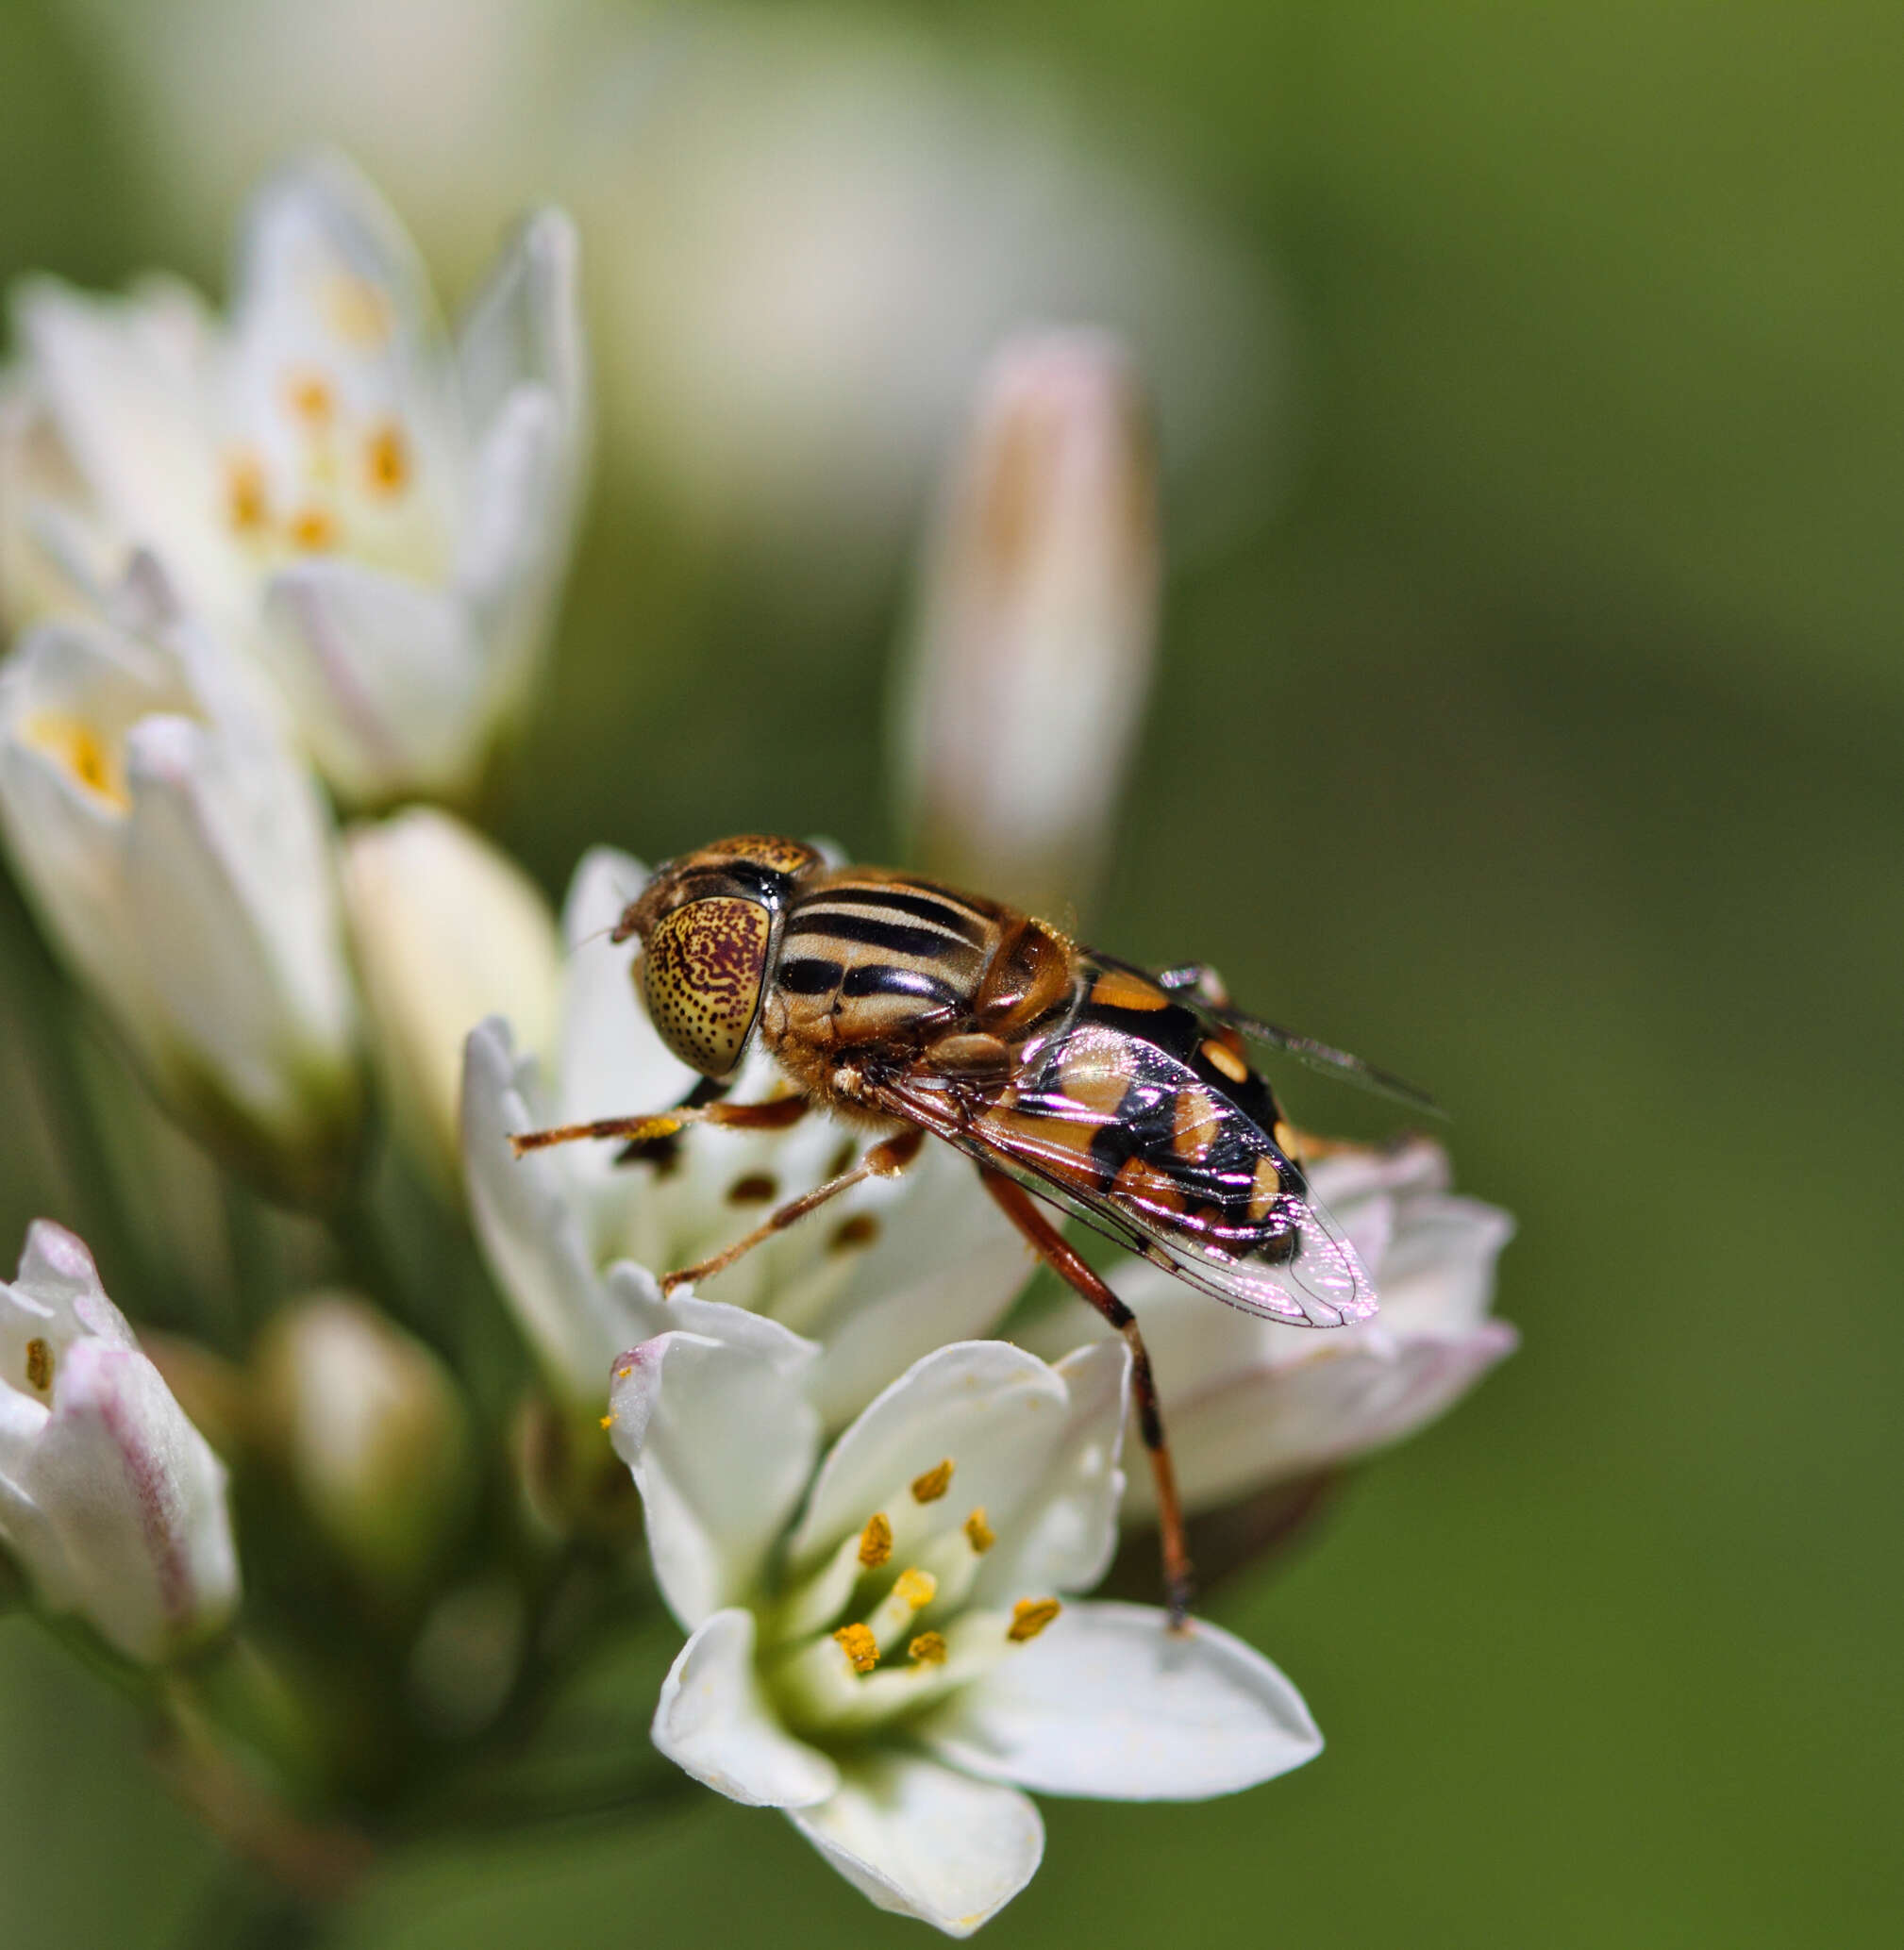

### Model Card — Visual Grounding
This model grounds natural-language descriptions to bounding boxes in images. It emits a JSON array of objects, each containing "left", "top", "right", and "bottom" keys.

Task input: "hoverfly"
[{"left": 511, "top": 835, "right": 1432, "bottom": 1625}]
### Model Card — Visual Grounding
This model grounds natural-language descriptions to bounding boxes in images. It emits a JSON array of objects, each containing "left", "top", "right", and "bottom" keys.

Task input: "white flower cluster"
[{"left": 0, "top": 150, "right": 1517, "bottom": 1936}]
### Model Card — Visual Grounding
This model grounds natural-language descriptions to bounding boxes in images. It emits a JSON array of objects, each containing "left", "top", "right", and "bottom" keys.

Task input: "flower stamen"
[
  {"left": 25, "top": 1337, "right": 52, "bottom": 1392},
  {"left": 833, "top": 1622, "right": 879, "bottom": 1675},
  {"left": 963, "top": 1507, "right": 995, "bottom": 1554},
  {"left": 910, "top": 1458, "right": 954, "bottom": 1503},
  {"left": 909, "top": 1631, "right": 947, "bottom": 1665},
  {"left": 364, "top": 423, "right": 410, "bottom": 496},
  {"left": 288, "top": 506, "right": 339, "bottom": 552},
  {"left": 225, "top": 450, "right": 269, "bottom": 533},
  {"left": 858, "top": 1512, "right": 893, "bottom": 1569},
  {"left": 1007, "top": 1597, "right": 1061, "bottom": 1643}
]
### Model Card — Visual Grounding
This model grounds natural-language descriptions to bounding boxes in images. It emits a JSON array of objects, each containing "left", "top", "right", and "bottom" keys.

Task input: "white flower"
[
  {"left": 0, "top": 561, "right": 362, "bottom": 1203},
  {"left": 1026, "top": 1138, "right": 1517, "bottom": 1518},
  {"left": 462, "top": 847, "right": 1030, "bottom": 1423},
  {"left": 341, "top": 806, "right": 562, "bottom": 1192},
  {"left": 612, "top": 1322, "right": 1322, "bottom": 1936},
  {"left": 0, "top": 1220, "right": 240, "bottom": 1663},
  {"left": 1, "top": 150, "right": 588, "bottom": 806},
  {"left": 892, "top": 329, "right": 1161, "bottom": 918}
]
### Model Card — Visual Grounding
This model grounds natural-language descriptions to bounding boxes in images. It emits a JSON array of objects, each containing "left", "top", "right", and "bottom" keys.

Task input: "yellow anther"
[
  {"left": 25, "top": 1338, "right": 52, "bottom": 1393},
  {"left": 286, "top": 372, "right": 335, "bottom": 425},
  {"left": 894, "top": 1568, "right": 937, "bottom": 1610},
  {"left": 909, "top": 1631, "right": 948, "bottom": 1665},
  {"left": 288, "top": 506, "right": 338, "bottom": 552},
  {"left": 1007, "top": 1597, "right": 1061, "bottom": 1643},
  {"left": 21, "top": 713, "right": 128, "bottom": 811},
  {"left": 365, "top": 422, "right": 409, "bottom": 495},
  {"left": 910, "top": 1458, "right": 954, "bottom": 1504},
  {"left": 859, "top": 1512, "right": 893, "bottom": 1569},
  {"left": 963, "top": 1507, "right": 995, "bottom": 1555},
  {"left": 833, "top": 1623, "right": 879, "bottom": 1674},
  {"left": 225, "top": 451, "right": 269, "bottom": 532}
]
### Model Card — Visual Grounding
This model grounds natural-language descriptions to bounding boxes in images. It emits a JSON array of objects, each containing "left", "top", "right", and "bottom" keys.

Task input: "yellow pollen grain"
[
  {"left": 859, "top": 1512, "right": 893, "bottom": 1569},
  {"left": 225, "top": 451, "right": 269, "bottom": 532},
  {"left": 286, "top": 371, "right": 335, "bottom": 425},
  {"left": 25, "top": 1337, "right": 52, "bottom": 1393},
  {"left": 598, "top": 1412, "right": 615, "bottom": 1430},
  {"left": 1007, "top": 1597, "right": 1061, "bottom": 1643},
  {"left": 364, "top": 421, "right": 409, "bottom": 495},
  {"left": 963, "top": 1508, "right": 995, "bottom": 1555},
  {"left": 909, "top": 1631, "right": 948, "bottom": 1666},
  {"left": 22, "top": 713, "right": 128, "bottom": 810},
  {"left": 894, "top": 1567, "right": 937, "bottom": 1610},
  {"left": 614, "top": 1365, "right": 632, "bottom": 1379},
  {"left": 910, "top": 1458, "right": 954, "bottom": 1504},
  {"left": 833, "top": 1622, "right": 879, "bottom": 1674},
  {"left": 288, "top": 505, "right": 338, "bottom": 552}
]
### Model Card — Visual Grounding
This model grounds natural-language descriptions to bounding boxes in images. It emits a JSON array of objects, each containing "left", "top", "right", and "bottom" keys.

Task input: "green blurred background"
[{"left": 2, "top": 2, "right": 1898, "bottom": 1945}]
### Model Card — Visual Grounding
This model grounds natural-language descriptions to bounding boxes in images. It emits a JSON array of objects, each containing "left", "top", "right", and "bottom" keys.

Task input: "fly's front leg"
[
  {"left": 660, "top": 1128, "right": 925, "bottom": 1294},
  {"left": 509, "top": 1093, "right": 810, "bottom": 1156},
  {"left": 978, "top": 1169, "right": 1194, "bottom": 1631}
]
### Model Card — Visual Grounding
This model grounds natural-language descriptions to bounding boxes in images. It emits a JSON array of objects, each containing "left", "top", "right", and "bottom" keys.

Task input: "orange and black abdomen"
[{"left": 769, "top": 873, "right": 1009, "bottom": 1047}]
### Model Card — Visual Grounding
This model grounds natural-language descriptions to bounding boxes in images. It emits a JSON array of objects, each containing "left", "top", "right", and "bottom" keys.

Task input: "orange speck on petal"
[
  {"left": 225, "top": 451, "right": 269, "bottom": 532},
  {"left": 286, "top": 371, "right": 335, "bottom": 425},
  {"left": 364, "top": 421, "right": 409, "bottom": 495},
  {"left": 288, "top": 506, "right": 338, "bottom": 551}
]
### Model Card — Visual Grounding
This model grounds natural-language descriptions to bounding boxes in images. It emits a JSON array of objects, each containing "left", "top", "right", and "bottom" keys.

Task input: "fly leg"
[
  {"left": 659, "top": 1128, "right": 924, "bottom": 1294},
  {"left": 979, "top": 1169, "right": 1194, "bottom": 1631},
  {"left": 509, "top": 1092, "right": 810, "bottom": 1155}
]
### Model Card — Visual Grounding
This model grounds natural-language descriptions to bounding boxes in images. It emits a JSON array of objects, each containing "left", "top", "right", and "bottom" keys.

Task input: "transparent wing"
[{"left": 869, "top": 1023, "right": 1377, "bottom": 1329}]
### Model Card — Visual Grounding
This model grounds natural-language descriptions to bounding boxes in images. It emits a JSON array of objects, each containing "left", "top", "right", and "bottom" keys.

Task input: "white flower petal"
[
  {"left": 788, "top": 1341, "right": 1077, "bottom": 1569},
  {"left": 795, "top": 1142, "right": 1030, "bottom": 1432},
  {"left": 259, "top": 558, "right": 482, "bottom": 804},
  {"left": 651, "top": 1607, "right": 838, "bottom": 1808},
  {"left": 609, "top": 1324, "right": 821, "bottom": 1630},
  {"left": 1129, "top": 1324, "right": 1522, "bottom": 1517},
  {"left": 342, "top": 808, "right": 560, "bottom": 1186},
  {"left": 452, "top": 384, "right": 563, "bottom": 649},
  {"left": 1373, "top": 1195, "right": 1516, "bottom": 1338},
  {"left": 923, "top": 1599, "right": 1321, "bottom": 1800},
  {"left": 974, "top": 1340, "right": 1129, "bottom": 1604},
  {"left": 456, "top": 207, "right": 588, "bottom": 469},
  {"left": 459, "top": 1016, "right": 648, "bottom": 1405},
  {"left": 555, "top": 845, "right": 695, "bottom": 1130},
  {"left": 787, "top": 1752, "right": 1043, "bottom": 1938},
  {"left": 8, "top": 277, "right": 241, "bottom": 611}
]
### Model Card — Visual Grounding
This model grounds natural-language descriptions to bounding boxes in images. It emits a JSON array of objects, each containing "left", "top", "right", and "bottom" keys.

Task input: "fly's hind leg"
[
  {"left": 978, "top": 1169, "right": 1194, "bottom": 1631},
  {"left": 660, "top": 1128, "right": 924, "bottom": 1294}
]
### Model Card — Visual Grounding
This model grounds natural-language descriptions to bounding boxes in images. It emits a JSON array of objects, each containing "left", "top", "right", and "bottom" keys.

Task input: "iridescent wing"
[
  {"left": 1146, "top": 958, "right": 1442, "bottom": 1116},
  {"left": 867, "top": 989, "right": 1377, "bottom": 1328}
]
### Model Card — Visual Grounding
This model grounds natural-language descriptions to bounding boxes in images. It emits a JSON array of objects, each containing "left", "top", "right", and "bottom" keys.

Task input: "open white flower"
[
  {"left": 0, "top": 1221, "right": 240, "bottom": 1664},
  {"left": 891, "top": 328, "right": 1161, "bottom": 918},
  {"left": 1026, "top": 1138, "right": 1516, "bottom": 1517},
  {"left": 462, "top": 846, "right": 1029, "bottom": 1423},
  {"left": 1, "top": 150, "right": 587, "bottom": 806},
  {"left": 0, "top": 561, "right": 362, "bottom": 1203},
  {"left": 612, "top": 1324, "right": 1321, "bottom": 1936}
]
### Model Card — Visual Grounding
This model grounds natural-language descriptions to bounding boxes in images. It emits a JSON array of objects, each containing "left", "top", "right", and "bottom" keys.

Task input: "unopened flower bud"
[
  {"left": 341, "top": 807, "right": 561, "bottom": 1192},
  {"left": 255, "top": 1292, "right": 472, "bottom": 1590},
  {"left": 0, "top": 569, "right": 364, "bottom": 1205},
  {"left": 893, "top": 329, "right": 1161, "bottom": 918},
  {"left": 0, "top": 1221, "right": 240, "bottom": 1663}
]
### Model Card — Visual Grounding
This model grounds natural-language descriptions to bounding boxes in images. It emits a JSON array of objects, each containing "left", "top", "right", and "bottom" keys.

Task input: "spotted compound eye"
[{"left": 640, "top": 897, "right": 774, "bottom": 1076}]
